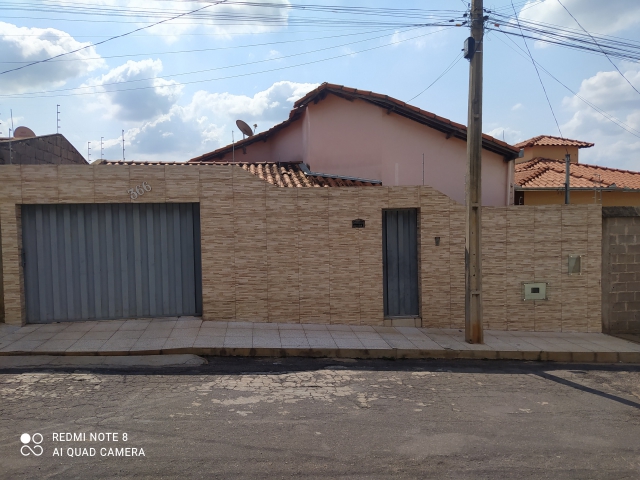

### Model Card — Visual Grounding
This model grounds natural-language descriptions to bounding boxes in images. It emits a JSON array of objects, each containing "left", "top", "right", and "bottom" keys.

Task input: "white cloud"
[
  {"left": 0, "top": 114, "right": 25, "bottom": 137},
  {"left": 519, "top": 0, "right": 640, "bottom": 35},
  {"left": 98, "top": 80, "right": 319, "bottom": 161},
  {"left": 0, "top": 22, "right": 105, "bottom": 94},
  {"left": 511, "top": 103, "right": 523, "bottom": 111},
  {"left": 486, "top": 127, "right": 523, "bottom": 144},
  {"left": 561, "top": 65, "right": 640, "bottom": 169},
  {"left": 50, "top": 0, "right": 291, "bottom": 43},
  {"left": 85, "top": 59, "right": 183, "bottom": 122},
  {"left": 389, "top": 29, "right": 446, "bottom": 50}
]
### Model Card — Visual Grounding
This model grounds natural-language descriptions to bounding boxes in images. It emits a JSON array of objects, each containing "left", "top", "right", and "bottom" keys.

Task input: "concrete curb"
[
  {"left": 0, "top": 354, "right": 208, "bottom": 369},
  {"left": 0, "top": 347, "right": 638, "bottom": 363}
]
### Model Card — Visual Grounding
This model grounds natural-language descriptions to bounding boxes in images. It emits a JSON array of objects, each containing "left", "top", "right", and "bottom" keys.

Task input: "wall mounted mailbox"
[
  {"left": 523, "top": 282, "right": 548, "bottom": 301},
  {"left": 568, "top": 255, "right": 582, "bottom": 275},
  {"left": 352, "top": 219, "right": 365, "bottom": 228}
]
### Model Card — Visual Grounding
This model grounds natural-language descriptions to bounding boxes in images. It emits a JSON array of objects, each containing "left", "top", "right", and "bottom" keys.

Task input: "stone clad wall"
[
  {"left": 0, "top": 164, "right": 601, "bottom": 332},
  {"left": 602, "top": 208, "right": 640, "bottom": 333}
]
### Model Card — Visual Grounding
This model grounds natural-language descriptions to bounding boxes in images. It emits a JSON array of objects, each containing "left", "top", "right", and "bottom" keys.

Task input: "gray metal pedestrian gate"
[
  {"left": 22, "top": 203, "right": 202, "bottom": 323},
  {"left": 382, "top": 209, "right": 419, "bottom": 318}
]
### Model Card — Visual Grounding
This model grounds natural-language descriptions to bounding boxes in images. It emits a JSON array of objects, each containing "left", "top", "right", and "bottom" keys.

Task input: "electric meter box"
[{"left": 523, "top": 282, "right": 548, "bottom": 301}]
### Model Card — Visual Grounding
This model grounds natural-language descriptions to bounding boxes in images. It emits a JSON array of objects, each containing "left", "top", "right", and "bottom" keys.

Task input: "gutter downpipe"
[{"left": 506, "top": 158, "right": 515, "bottom": 205}]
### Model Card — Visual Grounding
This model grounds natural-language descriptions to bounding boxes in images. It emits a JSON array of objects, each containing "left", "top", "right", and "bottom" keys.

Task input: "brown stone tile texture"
[
  {"left": 482, "top": 207, "right": 507, "bottom": 330},
  {"left": 0, "top": 166, "right": 22, "bottom": 204},
  {"left": 233, "top": 167, "right": 268, "bottom": 322},
  {"left": 328, "top": 188, "right": 360, "bottom": 325},
  {"left": 298, "top": 188, "right": 331, "bottom": 324},
  {"left": 587, "top": 205, "right": 602, "bottom": 333},
  {"left": 58, "top": 165, "right": 95, "bottom": 203},
  {"left": 200, "top": 166, "right": 236, "bottom": 320},
  {"left": 449, "top": 201, "right": 466, "bottom": 329},
  {"left": 94, "top": 165, "right": 130, "bottom": 203},
  {"left": 266, "top": 186, "right": 300, "bottom": 323},
  {"left": 420, "top": 187, "right": 451, "bottom": 328},
  {"left": 165, "top": 165, "right": 200, "bottom": 202},
  {"left": 506, "top": 207, "right": 536, "bottom": 331},
  {"left": 129, "top": 165, "right": 165, "bottom": 203},
  {"left": 388, "top": 186, "right": 419, "bottom": 209},
  {"left": 21, "top": 165, "right": 58, "bottom": 203},
  {"left": 358, "top": 187, "right": 387, "bottom": 326},
  {"left": 0, "top": 165, "right": 602, "bottom": 332},
  {"left": 0, "top": 203, "right": 23, "bottom": 325},
  {"left": 561, "top": 206, "right": 589, "bottom": 332},
  {"left": 533, "top": 205, "right": 562, "bottom": 331}
]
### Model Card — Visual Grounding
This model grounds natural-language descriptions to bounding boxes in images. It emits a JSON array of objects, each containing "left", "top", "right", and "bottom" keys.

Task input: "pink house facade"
[{"left": 190, "top": 83, "right": 519, "bottom": 206}]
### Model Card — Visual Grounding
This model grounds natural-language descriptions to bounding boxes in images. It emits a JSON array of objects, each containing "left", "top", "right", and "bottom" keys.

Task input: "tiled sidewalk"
[{"left": 1, "top": 317, "right": 640, "bottom": 363}]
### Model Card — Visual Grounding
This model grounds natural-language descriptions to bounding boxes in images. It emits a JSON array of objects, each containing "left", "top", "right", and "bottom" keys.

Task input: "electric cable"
[
  {"left": 494, "top": 29, "right": 640, "bottom": 139},
  {"left": 509, "top": 0, "right": 568, "bottom": 149},
  {"left": 407, "top": 52, "right": 464, "bottom": 102},
  {"left": 0, "top": 27, "right": 400, "bottom": 64},
  {"left": 3, "top": 26, "right": 436, "bottom": 97},
  {"left": 0, "top": 0, "right": 229, "bottom": 76},
  {"left": 1, "top": 26, "right": 455, "bottom": 100},
  {"left": 555, "top": 0, "right": 640, "bottom": 97}
]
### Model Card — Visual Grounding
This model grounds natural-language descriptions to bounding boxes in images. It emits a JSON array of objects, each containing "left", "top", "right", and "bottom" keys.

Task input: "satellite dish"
[
  {"left": 13, "top": 126, "right": 36, "bottom": 138},
  {"left": 236, "top": 119, "right": 254, "bottom": 138}
]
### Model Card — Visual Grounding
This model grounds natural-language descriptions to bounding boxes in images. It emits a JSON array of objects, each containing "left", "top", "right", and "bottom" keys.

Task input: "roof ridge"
[{"left": 513, "top": 135, "right": 594, "bottom": 149}]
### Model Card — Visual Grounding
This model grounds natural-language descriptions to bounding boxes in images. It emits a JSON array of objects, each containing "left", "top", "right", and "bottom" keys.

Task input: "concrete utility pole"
[{"left": 465, "top": 0, "right": 484, "bottom": 344}]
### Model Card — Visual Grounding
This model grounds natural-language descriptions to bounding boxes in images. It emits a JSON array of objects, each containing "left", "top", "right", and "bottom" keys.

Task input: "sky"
[{"left": 1, "top": 0, "right": 639, "bottom": 170}]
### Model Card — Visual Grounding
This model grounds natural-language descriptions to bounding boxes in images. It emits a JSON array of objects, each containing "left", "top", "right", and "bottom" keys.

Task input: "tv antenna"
[
  {"left": 122, "top": 129, "right": 125, "bottom": 161},
  {"left": 236, "top": 119, "right": 255, "bottom": 140}
]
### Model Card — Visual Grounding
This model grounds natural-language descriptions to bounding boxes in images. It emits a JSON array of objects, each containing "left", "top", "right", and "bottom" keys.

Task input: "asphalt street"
[{"left": 1, "top": 358, "right": 640, "bottom": 479}]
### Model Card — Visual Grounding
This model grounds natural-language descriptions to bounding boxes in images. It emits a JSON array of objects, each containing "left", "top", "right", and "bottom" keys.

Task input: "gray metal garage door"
[
  {"left": 383, "top": 209, "right": 419, "bottom": 317},
  {"left": 22, "top": 203, "right": 202, "bottom": 323}
]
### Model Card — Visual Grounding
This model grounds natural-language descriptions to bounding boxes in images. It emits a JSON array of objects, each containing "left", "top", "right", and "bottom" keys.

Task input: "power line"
[
  {"left": 0, "top": 0, "right": 229, "bottom": 76},
  {"left": 509, "top": 0, "right": 567, "bottom": 148},
  {"left": 1, "top": 26, "right": 455, "bottom": 100},
  {"left": 3, "top": 26, "right": 428, "bottom": 97},
  {"left": 494, "top": 29, "right": 640, "bottom": 139},
  {"left": 0, "top": 27, "right": 400, "bottom": 64},
  {"left": 555, "top": 0, "right": 640, "bottom": 97},
  {"left": 407, "top": 52, "right": 464, "bottom": 102}
]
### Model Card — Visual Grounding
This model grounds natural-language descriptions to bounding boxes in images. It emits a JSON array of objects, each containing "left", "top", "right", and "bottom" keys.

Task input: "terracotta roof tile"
[
  {"left": 515, "top": 158, "right": 640, "bottom": 190},
  {"left": 102, "top": 160, "right": 380, "bottom": 188},
  {"left": 514, "top": 135, "right": 594, "bottom": 149}
]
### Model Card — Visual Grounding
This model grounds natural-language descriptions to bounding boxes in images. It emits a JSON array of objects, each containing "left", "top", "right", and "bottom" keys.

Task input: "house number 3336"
[{"left": 128, "top": 182, "right": 152, "bottom": 200}]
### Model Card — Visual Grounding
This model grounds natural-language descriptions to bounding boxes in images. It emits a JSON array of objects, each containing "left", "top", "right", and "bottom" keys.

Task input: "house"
[
  {"left": 189, "top": 83, "right": 519, "bottom": 206},
  {"left": 0, "top": 162, "right": 600, "bottom": 334},
  {"left": 514, "top": 158, "right": 640, "bottom": 206},
  {"left": 0, "top": 88, "right": 602, "bottom": 333},
  {"left": 0, "top": 128, "right": 87, "bottom": 165},
  {"left": 514, "top": 135, "right": 594, "bottom": 164}
]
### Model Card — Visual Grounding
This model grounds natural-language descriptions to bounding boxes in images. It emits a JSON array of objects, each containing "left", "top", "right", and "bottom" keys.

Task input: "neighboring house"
[
  {"left": 514, "top": 158, "right": 640, "bottom": 206},
  {"left": 0, "top": 129, "right": 87, "bottom": 165},
  {"left": 514, "top": 135, "right": 594, "bottom": 164},
  {"left": 189, "top": 83, "right": 519, "bottom": 206}
]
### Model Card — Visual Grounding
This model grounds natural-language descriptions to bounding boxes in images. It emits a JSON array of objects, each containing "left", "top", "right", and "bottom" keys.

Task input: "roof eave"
[{"left": 515, "top": 186, "right": 640, "bottom": 192}]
